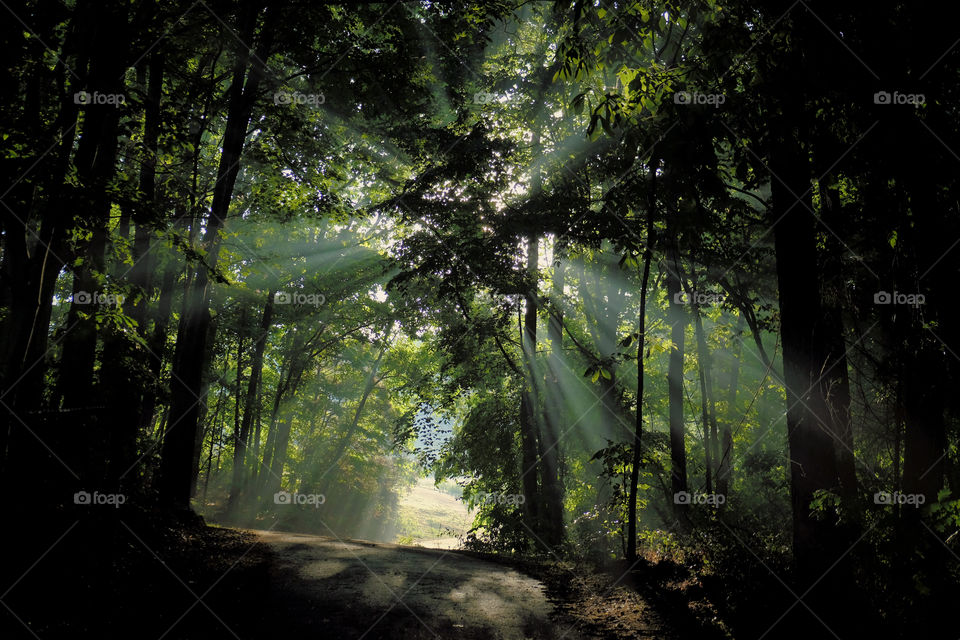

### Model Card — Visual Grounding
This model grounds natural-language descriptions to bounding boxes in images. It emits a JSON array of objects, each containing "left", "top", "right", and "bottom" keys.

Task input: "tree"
[{"left": 160, "top": 0, "right": 274, "bottom": 507}]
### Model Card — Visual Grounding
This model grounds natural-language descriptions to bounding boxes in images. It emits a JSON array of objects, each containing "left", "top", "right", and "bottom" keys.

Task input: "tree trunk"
[
  {"left": 0, "top": 4, "right": 83, "bottom": 482},
  {"left": 899, "top": 172, "right": 947, "bottom": 511},
  {"left": 716, "top": 315, "right": 744, "bottom": 497},
  {"left": 901, "top": 347, "right": 946, "bottom": 505},
  {"left": 136, "top": 228, "right": 180, "bottom": 435},
  {"left": 99, "top": 50, "right": 165, "bottom": 483},
  {"left": 627, "top": 158, "right": 657, "bottom": 563},
  {"left": 665, "top": 238, "right": 688, "bottom": 519},
  {"left": 817, "top": 179, "right": 856, "bottom": 501},
  {"left": 519, "top": 236, "right": 543, "bottom": 538},
  {"left": 51, "top": 0, "right": 130, "bottom": 488},
  {"left": 201, "top": 379, "right": 228, "bottom": 505},
  {"left": 536, "top": 242, "right": 565, "bottom": 548},
  {"left": 127, "top": 53, "right": 164, "bottom": 331},
  {"left": 693, "top": 303, "right": 715, "bottom": 495},
  {"left": 770, "top": 119, "right": 842, "bottom": 586},
  {"left": 227, "top": 291, "right": 274, "bottom": 513},
  {"left": 159, "top": 0, "right": 270, "bottom": 508}
]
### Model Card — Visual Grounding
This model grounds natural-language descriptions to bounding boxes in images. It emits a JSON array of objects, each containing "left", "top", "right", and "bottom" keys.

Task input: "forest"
[{"left": 1, "top": 1, "right": 959, "bottom": 638}]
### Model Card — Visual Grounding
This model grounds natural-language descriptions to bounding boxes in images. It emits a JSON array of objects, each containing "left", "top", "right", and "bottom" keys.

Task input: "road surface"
[{"left": 252, "top": 530, "right": 583, "bottom": 639}]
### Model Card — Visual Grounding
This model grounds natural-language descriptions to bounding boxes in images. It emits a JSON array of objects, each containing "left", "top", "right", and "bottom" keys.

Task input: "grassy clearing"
[{"left": 393, "top": 477, "right": 472, "bottom": 548}]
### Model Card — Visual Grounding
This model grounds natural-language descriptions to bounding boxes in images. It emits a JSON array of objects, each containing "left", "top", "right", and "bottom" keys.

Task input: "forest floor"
[
  {"left": 532, "top": 556, "right": 731, "bottom": 639},
  {"left": 251, "top": 529, "right": 579, "bottom": 639},
  {"left": 3, "top": 513, "right": 729, "bottom": 639},
  {"left": 248, "top": 529, "right": 731, "bottom": 639}
]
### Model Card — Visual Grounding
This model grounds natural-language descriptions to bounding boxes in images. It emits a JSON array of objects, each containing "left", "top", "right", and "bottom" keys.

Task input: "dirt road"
[{"left": 252, "top": 530, "right": 584, "bottom": 639}]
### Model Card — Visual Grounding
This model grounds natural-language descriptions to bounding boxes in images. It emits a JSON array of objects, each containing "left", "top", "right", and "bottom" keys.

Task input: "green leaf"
[
  {"left": 600, "top": 115, "right": 614, "bottom": 137},
  {"left": 572, "top": 92, "right": 586, "bottom": 115}
]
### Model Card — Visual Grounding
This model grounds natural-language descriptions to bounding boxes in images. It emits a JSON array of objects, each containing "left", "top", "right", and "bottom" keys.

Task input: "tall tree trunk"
[
  {"left": 51, "top": 0, "right": 130, "bottom": 489},
  {"left": 136, "top": 230, "right": 180, "bottom": 435},
  {"left": 901, "top": 346, "right": 946, "bottom": 506},
  {"left": 627, "top": 158, "right": 657, "bottom": 563},
  {"left": 201, "top": 378, "right": 228, "bottom": 505},
  {"left": 899, "top": 172, "right": 947, "bottom": 511},
  {"left": 817, "top": 179, "right": 856, "bottom": 501},
  {"left": 136, "top": 64, "right": 206, "bottom": 438},
  {"left": 539, "top": 242, "right": 565, "bottom": 548},
  {"left": 769, "top": 117, "right": 842, "bottom": 587},
  {"left": 189, "top": 317, "right": 219, "bottom": 500},
  {"left": 519, "top": 236, "right": 543, "bottom": 538},
  {"left": 258, "top": 329, "right": 314, "bottom": 495},
  {"left": 127, "top": 52, "right": 164, "bottom": 331},
  {"left": 231, "top": 318, "right": 245, "bottom": 496},
  {"left": 100, "top": 50, "right": 165, "bottom": 483},
  {"left": 693, "top": 303, "right": 715, "bottom": 495},
  {"left": 716, "top": 315, "right": 744, "bottom": 498},
  {"left": 665, "top": 238, "right": 688, "bottom": 519},
  {"left": 159, "top": 1, "right": 271, "bottom": 508},
  {"left": 227, "top": 291, "right": 274, "bottom": 513},
  {"left": 53, "top": 0, "right": 129, "bottom": 414},
  {"left": 257, "top": 384, "right": 282, "bottom": 491},
  {"left": 0, "top": 5, "right": 83, "bottom": 481}
]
